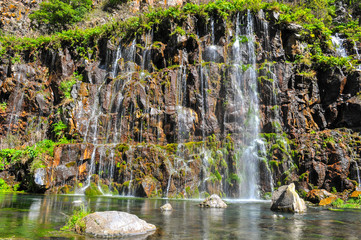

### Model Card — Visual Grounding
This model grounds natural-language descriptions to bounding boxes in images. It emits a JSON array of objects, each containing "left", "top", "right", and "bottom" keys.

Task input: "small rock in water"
[
  {"left": 160, "top": 203, "right": 173, "bottom": 211},
  {"left": 270, "top": 183, "right": 306, "bottom": 213},
  {"left": 82, "top": 211, "right": 156, "bottom": 238},
  {"left": 272, "top": 214, "right": 284, "bottom": 219},
  {"left": 199, "top": 194, "right": 227, "bottom": 208}
]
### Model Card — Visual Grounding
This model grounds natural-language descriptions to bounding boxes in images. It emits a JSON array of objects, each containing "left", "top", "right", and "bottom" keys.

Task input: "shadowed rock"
[{"left": 271, "top": 183, "right": 306, "bottom": 213}]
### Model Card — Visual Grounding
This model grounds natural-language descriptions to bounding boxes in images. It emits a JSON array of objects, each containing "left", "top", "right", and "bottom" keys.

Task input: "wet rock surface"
[
  {"left": 0, "top": 5, "right": 361, "bottom": 198},
  {"left": 305, "top": 189, "right": 336, "bottom": 204}
]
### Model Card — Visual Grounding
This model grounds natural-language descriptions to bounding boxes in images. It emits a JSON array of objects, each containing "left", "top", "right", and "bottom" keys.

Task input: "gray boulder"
[
  {"left": 271, "top": 183, "right": 306, "bottom": 213},
  {"left": 82, "top": 211, "right": 156, "bottom": 238},
  {"left": 199, "top": 194, "right": 227, "bottom": 208},
  {"left": 160, "top": 203, "right": 173, "bottom": 211}
]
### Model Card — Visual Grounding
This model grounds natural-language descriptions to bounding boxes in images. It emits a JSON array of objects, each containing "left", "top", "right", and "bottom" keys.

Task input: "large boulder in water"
[
  {"left": 82, "top": 211, "right": 156, "bottom": 238},
  {"left": 271, "top": 183, "right": 306, "bottom": 213},
  {"left": 199, "top": 194, "right": 227, "bottom": 208}
]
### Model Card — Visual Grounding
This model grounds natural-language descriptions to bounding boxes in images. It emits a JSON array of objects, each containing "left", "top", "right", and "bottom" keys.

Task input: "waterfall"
[
  {"left": 127, "top": 148, "right": 134, "bottom": 196},
  {"left": 230, "top": 11, "right": 261, "bottom": 199},
  {"left": 1, "top": 72, "right": 25, "bottom": 149},
  {"left": 331, "top": 34, "right": 361, "bottom": 70},
  {"left": 111, "top": 42, "right": 122, "bottom": 78},
  {"left": 355, "top": 161, "right": 361, "bottom": 190},
  {"left": 331, "top": 34, "right": 348, "bottom": 58},
  {"left": 75, "top": 39, "right": 138, "bottom": 195},
  {"left": 353, "top": 41, "right": 361, "bottom": 71}
]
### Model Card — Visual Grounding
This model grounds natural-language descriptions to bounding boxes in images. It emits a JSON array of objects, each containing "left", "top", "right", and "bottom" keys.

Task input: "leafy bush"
[
  {"left": 60, "top": 71, "right": 83, "bottom": 99},
  {"left": 0, "top": 102, "right": 6, "bottom": 111},
  {"left": 0, "top": 148, "right": 25, "bottom": 170},
  {"left": 52, "top": 121, "right": 68, "bottom": 139},
  {"left": 29, "top": 0, "right": 92, "bottom": 31},
  {"left": 0, "top": 139, "right": 57, "bottom": 173},
  {"left": 62, "top": 205, "right": 90, "bottom": 233},
  {"left": 0, "top": 179, "right": 12, "bottom": 192}
]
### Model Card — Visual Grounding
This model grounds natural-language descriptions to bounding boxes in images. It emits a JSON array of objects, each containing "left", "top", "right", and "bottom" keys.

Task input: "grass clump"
[
  {"left": 331, "top": 196, "right": 361, "bottom": 209},
  {"left": 61, "top": 205, "right": 90, "bottom": 233}
]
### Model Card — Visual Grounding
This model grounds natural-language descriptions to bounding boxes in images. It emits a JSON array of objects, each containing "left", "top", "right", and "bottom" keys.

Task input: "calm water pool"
[{"left": 0, "top": 193, "right": 360, "bottom": 239}]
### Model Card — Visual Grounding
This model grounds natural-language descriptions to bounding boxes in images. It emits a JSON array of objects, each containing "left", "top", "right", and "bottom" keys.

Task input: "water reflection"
[{"left": 0, "top": 193, "right": 361, "bottom": 239}]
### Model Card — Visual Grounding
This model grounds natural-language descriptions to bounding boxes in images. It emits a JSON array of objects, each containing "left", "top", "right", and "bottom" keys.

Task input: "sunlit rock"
[
  {"left": 319, "top": 196, "right": 337, "bottom": 206},
  {"left": 271, "top": 183, "right": 306, "bottom": 213},
  {"left": 305, "top": 189, "right": 335, "bottom": 204},
  {"left": 350, "top": 190, "right": 361, "bottom": 198},
  {"left": 83, "top": 211, "right": 156, "bottom": 238},
  {"left": 199, "top": 194, "right": 227, "bottom": 208},
  {"left": 160, "top": 203, "right": 173, "bottom": 211}
]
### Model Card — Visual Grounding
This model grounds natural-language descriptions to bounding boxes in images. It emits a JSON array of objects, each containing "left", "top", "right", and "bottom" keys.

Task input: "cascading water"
[
  {"left": 74, "top": 39, "right": 138, "bottom": 195},
  {"left": 355, "top": 161, "right": 361, "bottom": 190},
  {"left": 112, "top": 42, "right": 122, "bottom": 78},
  {"left": 230, "top": 11, "right": 262, "bottom": 199},
  {"left": 63, "top": 11, "right": 285, "bottom": 199},
  {"left": 331, "top": 34, "right": 348, "bottom": 58},
  {"left": 331, "top": 34, "right": 361, "bottom": 71},
  {"left": 1, "top": 72, "right": 25, "bottom": 149}
]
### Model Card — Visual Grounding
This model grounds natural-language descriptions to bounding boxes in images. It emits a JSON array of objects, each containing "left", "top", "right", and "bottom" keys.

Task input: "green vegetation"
[
  {"left": 29, "top": 0, "right": 93, "bottom": 31},
  {"left": 0, "top": 102, "right": 6, "bottom": 111},
  {"left": 0, "top": 0, "right": 354, "bottom": 63},
  {"left": 61, "top": 204, "right": 90, "bottom": 233},
  {"left": 59, "top": 72, "right": 82, "bottom": 99},
  {"left": 331, "top": 196, "right": 361, "bottom": 209},
  {"left": 52, "top": 121, "right": 68, "bottom": 140},
  {"left": 0, "top": 179, "right": 21, "bottom": 192},
  {"left": 0, "top": 139, "right": 57, "bottom": 172},
  {"left": 0, "top": 0, "right": 358, "bottom": 75}
]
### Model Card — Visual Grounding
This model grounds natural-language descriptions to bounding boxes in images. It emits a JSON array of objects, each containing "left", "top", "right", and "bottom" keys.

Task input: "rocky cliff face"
[{"left": 1, "top": 1, "right": 361, "bottom": 198}]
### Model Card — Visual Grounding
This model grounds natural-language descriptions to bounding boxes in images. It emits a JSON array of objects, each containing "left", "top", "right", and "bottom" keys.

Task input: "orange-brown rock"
[
  {"left": 319, "top": 196, "right": 337, "bottom": 206},
  {"left": 141, "top": 176, "right": 159, "bottom": 197},
  {"left": 306, "top": 189, "right": 335, "bottom": 204},
  {"left": 350, "top": 191, "right": 361, "bottom": 198}
]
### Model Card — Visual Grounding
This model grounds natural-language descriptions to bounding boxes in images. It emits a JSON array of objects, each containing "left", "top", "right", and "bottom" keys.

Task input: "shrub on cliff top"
[{"left": 29, "top": 0, "right": 92, "bottom": 32}]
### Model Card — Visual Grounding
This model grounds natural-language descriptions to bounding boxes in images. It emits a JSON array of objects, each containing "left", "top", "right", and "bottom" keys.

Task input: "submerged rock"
[
  {"left": 82, "top": 211, "right": 156, "bottom": 238},
  {"left": 160, "top": 203, "right": 173, "bottom": 211},
  {"left": 306, "top": 189, "right": 335, "bottom": 204},
  {"left": 271, "top": 183, "right": 306, "bottom": 213},
  {"left": 199, "top": 194, "right": 227, "bottom": 208}
]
